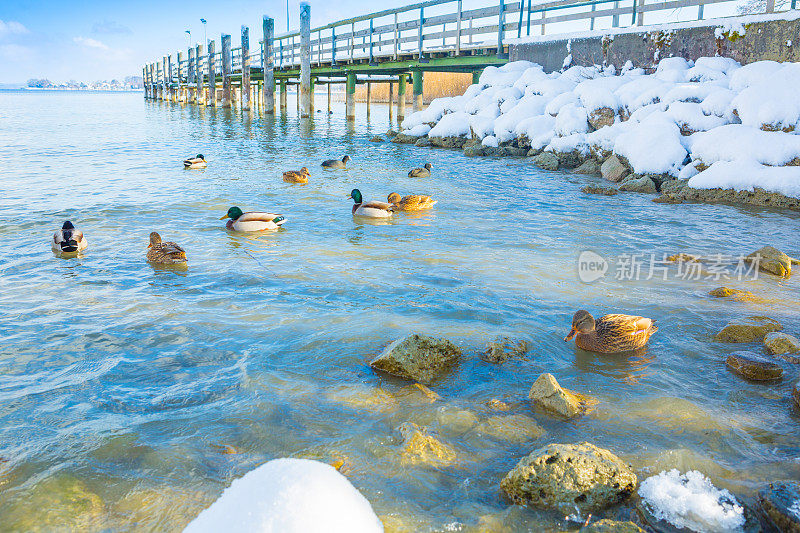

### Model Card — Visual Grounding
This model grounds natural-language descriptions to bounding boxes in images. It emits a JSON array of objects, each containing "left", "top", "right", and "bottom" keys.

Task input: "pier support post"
[
  {"left": 346, "top": 71, "right": 356, "bottom": 121},
  {"left": 187, "top": 48, "right": 195, "bottom": 103},
  {"left": 221, "top": 34, "right": 232, "bottom": 108},
  {"left": 472, "top": 70, "right": 481, "bottom": 84},
  {"left": 397, "top": 73, "right": 406, "bottom": 123},
  {"left": 388, "top": 81, "right": 394, "bottom": 122},
  {"left": 309, "top": 77, "right": 315, "bottom": 114},
  {"left": 299, "top": 2, "right": 311, "bottom": 118},
  {"left": 143, "top": 66, "right": 149, "bottom": 98},
  {"left": 241, "top": 26, "right": 251, "bottom": 111},
  {"left": 366, "top": 82, "right": 371, "bottom": 118},
  {"left": 412, "top": 69, "right": 423, "bottom": 112},
  {"left": 280, "top": 79, "right": 288, "bottom": 113},
  {"left": 263, "top": 16, "right": 275, "bottom": 114},
  {"left": 207, "top": 40, "right": 216, "bottom": 106},
  {"left": 162, "top": 56, "right": 168, "bottom": 101},
  {"left": 177, "top": 52, "right": 184, "bottom": 102},
  {"left": 327, "top": 81, "right": 331, "bottom": 114},
  {"left": 196, "top": 44, "right": 204, "bottom": 105}
]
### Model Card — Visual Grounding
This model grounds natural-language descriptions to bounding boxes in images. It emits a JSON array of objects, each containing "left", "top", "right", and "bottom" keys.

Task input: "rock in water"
[
  {"left": 764, "top": 332, "right": 800, "bottom": 363},
  {"left": 575, "top": 159, "right": 601, "bottom": 175},
  {"left": 638, "top": 470, "right": 745, "bottom": 533},
  {"left": 475, "top": 414, "right": 546, "bottom": 443},
  {"left": 532, "top": 152, "right": 559, "bottom": 171},
  {"left": 757, "top": 481, "right": 800, "bottom": 533},
  {"left": 369, "top": 136, "right": 384, "bottom": 143},
  {"left": 618, "top": 175, "right": 657, "bottom": 193},
  {"left": 715, "top": 316, "right": 783, "bottom": 342},
  {"left": 725, "top": 351, "right": 783, "bottom": 381},
  {"left": 580, "top": 520, "right": 644, "bottom": 533},
  {"left": 370, "top": 334, "right": 461, "bottom": 384},
  {"left": 397, "top": 423, "right": 457, "bottom": 467},
  {"left": 581, "top": 185, "right": 618, "bottom": 196},
  {"left": 708, "top": 287, "right": 763, "bottom": 303},
  {"left": 528, "top": 373, "right": 595, "bottom": 419},
  {"left": 500, "top": 442, "right": 637, "bottom": 513},
  {"left": 183, "top": 458, "right": 383, "bottom": 533},
  {"left": 746, "top": 246, "right": 794, "bottom": 277},
  {"left": 601, "top": 154, "right": 628, "bottom": 182},
  {"left": 482, "top": 337, "right": 529, "bottom": 363}
]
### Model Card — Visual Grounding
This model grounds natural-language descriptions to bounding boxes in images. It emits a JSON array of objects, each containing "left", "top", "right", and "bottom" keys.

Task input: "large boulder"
[
  {"left": 528, "top": 373, "right": 596, "bottom": 419},
  {"left": 588, "top": 107, "right": 616, "bottom": 130},
  {"left": 601, "top": 154, "right": 629, "bottom": 182},
  {"left": 764, "top": 332, "right": 800, "bottom": 363},
  {"left": 475, "top": 414, "right": 546, "bottom": 443},
  {"left": 532, "top": 152, "right": 559, "bottom": 171},
  {"left": 746, "top": 246, "right": 794, "bottom": 277},
  {"left": 725, "top": 351, "right": 783, "bottom": 381},
  {"left": 500, "top": 442, "right": 637, "bottom": 513},
  {"left": 370, "top": 334, "right": 461, "bottom": 384},
  {"left": 757, "top": 481, "right": 800, "bottom": 533},
  {"left": 714, "top": 316, "right": 782, "bottom": 342},
  {"left": 618, "top": 175, "right": 657, "bottom": 194}
]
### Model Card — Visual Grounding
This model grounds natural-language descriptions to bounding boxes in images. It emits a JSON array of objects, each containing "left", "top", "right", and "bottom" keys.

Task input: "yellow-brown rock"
[
  {"left": 397, "top": 423, "right": 457, "bottom": 467},
  {"left": 708, "top": 287, "right": 764, "bottom": 303},
  {"left": 764, "top": 332, "right": 800, "bottom": 363},
  {"left": 475, "top": 414, "right": 546, "bottom": 443},
  {"left": 746, "top": 246, "right": 793, "bottom": 277},
  {"left": 725, "top": 351, "right": 783, "bottom": 381},
  {"left": 715, "top": 316, "right": 782, "bottom": 342},
  {"left": 370, "top": 334, "right": 461, "bottom": 384},
  {"left": 581, "top": 519, "right": 645, "bottom": 533},
  {"left": 528, "top": 373, "right": 597, "bottom": 419}
]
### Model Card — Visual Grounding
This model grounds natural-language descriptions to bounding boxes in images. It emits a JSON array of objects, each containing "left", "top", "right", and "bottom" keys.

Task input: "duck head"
[
  {"left": 220, "top": 206, "right": 244, "bottom": 220},
  {"left": 348, "top": 189, "right": 362, "bottom": 204},
  {"left": 342, "top": 155, "right": 351, "bottom": 164},
  {"left": 564, "top": 310, "right": 595, "bottom": 341},
  {"left": 62, "top": 221, "right": 75, "bottom": 231},
  {"left": 300, "top": 167, "right": 310, "bottom": 175},
  {"left": 196, "top": 153, "right": 205, "bottom": 160},
  {"left": 424, "top": 162, "right": 432, "bottom": 170},
  {"left": 387, "top": 192, "right": 402, "bottom": 204},
  {"left": 148, "top": 232, "right": 162, "bottom": 248}
]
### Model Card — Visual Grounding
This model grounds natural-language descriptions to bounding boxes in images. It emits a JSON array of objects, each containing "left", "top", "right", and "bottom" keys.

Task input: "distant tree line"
[{"left": 27, "top": 78, "right": 52, "bottom": 88}]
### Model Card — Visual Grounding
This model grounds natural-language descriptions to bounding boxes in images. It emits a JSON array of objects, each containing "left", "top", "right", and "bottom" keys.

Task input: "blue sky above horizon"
[{"left": 0, "top": 0, "right": 410, "bottom": 83}]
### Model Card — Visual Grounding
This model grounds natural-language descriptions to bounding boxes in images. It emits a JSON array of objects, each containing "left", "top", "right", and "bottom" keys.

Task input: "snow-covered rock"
[
  {"left": 184, "top": 458, "right": 383, "bottom": 533},
  {"left": 691, "top": 124, "right": 800, "bottom": 167},
  {"left": 689, "top": 160, "right": 800, "bottom": 199},
  {"left": 614, "top": 118, "right": 686, "bottom": 176}
]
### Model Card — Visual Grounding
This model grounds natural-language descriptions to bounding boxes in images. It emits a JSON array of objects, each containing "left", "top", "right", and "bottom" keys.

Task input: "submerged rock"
[
  {"left": 481, "top": 337, "right": 529, "bottom": 363},
  {"left": 484, "top": 398, "right": 513, "bottom": 412},
  {"left": 397, "top": 422, "right": 457, "bottom": 467},
  {"left": 436, "top": 406, "right": 479, "bottom": 434},
  {"left": 370, "top": 334, "right": 461, "bottom": 384},
  {"left": 666, "top": 253, "right": 700, "bottom": 263},
  {"left": 747, "top": 246, "right": 794, "bottom": 277},
  {"left": 3, "top": 474, "right": 105, "bottom": 530},
  {"left": 369, "top": 136, "right": 384, "bottom": 143},
  {"left": 396, "top": 383, "right": 442, "bottom": 403},
  {"left": 601, "top": 154, "right": 628, "bottom": 182},
  {"left": 575, "top": 159, "right": 601, "bottom": 175},
  {"left": 532, "top": 151, "right": 559, "bottom": 171},
  {"left": 581, "top": 519, "right": 644, "bottom": 533},
  {"left": 758, "top": 481, "right": 800, "bottom": 533},
  {"left": 500, "top": 442, "right": 637, "bottom": 513},
  {"left": 764, "top": 332, "right": 800, "bottom": 363},
  {"left": 528, "top": 373, "right": 596, "bottom": 419},
  {"left": 618, "top": 175, "right": 657, "bottom": 193},
  {"left": 725, "top": 351, "right": 783, "bottom": 381},
  {"left": 475, "top": 414, "right": 546, "bottom": 443},
  {"left": 715, "top": 316, "right": 783, "bottom": 342},
  {"left": 581, "top": 185, "right": 619, "bottom": 196},
  {"left": 708, "top": 287, "right": 763, "bottom": 303}
]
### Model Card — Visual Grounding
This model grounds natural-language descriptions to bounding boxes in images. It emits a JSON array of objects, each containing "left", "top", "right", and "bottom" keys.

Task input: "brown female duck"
[
  {"left": 564, "top": 310, "right": 657, "bottom": 353},
  {"left": 283, "top": 167, "right": 310, "bottom": 184},
  {"left": 387, "top": 192, "right": 437, "bottom": 211},
  {"left": 147, "top": 232, "right": 187, "bottom": 264}
]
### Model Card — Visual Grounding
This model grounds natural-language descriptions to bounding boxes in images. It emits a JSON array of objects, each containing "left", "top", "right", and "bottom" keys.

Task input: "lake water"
[{"left": 1, "top": 90, "right": 799, "bottom": 531}]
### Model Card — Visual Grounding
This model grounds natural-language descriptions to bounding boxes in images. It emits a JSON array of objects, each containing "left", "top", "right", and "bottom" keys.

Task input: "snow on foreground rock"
[
  {"left": 184, "top": 458, "right": 384, "bottom": 533},
  {"left": 400, "top": 58, "right": 800, "bottom": 199},
  {"left": 638, "top": 469, "right": 745, "bottom": 533}
]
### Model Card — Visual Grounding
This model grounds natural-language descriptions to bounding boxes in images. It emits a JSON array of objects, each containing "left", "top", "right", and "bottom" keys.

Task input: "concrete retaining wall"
[{"left": 509, "top": 13, "right": 800, "bottom": 72}]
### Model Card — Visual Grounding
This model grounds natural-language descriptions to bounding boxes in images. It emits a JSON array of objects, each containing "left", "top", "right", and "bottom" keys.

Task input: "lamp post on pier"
[{"left": 200, "top": 18, "right": 207, "bottom": 44}]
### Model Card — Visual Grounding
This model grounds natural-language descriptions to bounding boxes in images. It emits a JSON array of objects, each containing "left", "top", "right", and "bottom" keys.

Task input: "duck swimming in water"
[
  {"left": 147, "top": 232, "right": 187, "bottom": 264},
  {"left": 322, "top": 155, "right": 351, "bottom": 169},
  {"left": 184, "top": 154, "right": 207, "bottom": 169},
  {"left": 387, "top": 192, "right": 437, "bottom": 211},
  {"left": 348, "top": 189, "right": 393, "bottom": 218},
  {"left": 283, "top": 167, "right": 310, "bottom": 184},
  {"left": 220, "top": 206, "right": 286, "bottom": 231},
  {"left": 408, "top": 162, "right": 432, "bottom": 178},
  {"left": 52, "top": 221, "right": 88, "bottom": 255},
  {"left": 564, "top": 310, "right": 658, "bottom": 353}
]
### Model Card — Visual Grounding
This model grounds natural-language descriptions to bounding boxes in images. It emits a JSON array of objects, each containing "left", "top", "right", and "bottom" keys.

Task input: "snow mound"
[
  {"left": 732, "top": 63, "right": 800, "bottom": 131},
  {"left": 429, "top": 111, "right": 471, "bottom": 138},
  {"left": 689, "top": 160, "right": 800, "bottom": 198},
  {"left": 184, "top": 458, "right": 384, "bottom": 533},
  {"left": 691, "top": 124, "right": 800, "bottom": 166},
  {"left": 638, "top": 469, "right": 745, "bottom": 533},
  {"left": 614, "top": 118, "right": 687, "bottom": 175}
]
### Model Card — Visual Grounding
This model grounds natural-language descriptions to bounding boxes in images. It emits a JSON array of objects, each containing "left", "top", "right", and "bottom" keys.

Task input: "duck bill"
[
  {"left": 147, "top": 243, "right": 152, "bottom": 248},
  {"left": 564, "top": 328, "right": 577, "bottom": 342},
  {"left": 219, "top": 214, "right": 229, "bottom": 220},
  {"left": 346, "top": 195, "right": 352, "bottom": 199}
]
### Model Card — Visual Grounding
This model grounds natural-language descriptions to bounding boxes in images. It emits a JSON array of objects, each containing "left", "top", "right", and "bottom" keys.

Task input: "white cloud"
[
  {"left": 0, "top": 20, "right": 29, "bottom": 38},
  {"left": 74, "top": 36, "right": 110, "bottom": 50}
]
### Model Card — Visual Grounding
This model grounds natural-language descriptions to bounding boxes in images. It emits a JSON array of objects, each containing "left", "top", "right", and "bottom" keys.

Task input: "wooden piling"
[
  {"left": 412, "top": 69, "right": 423, "bottom": 112},
  {"left": 188, "top": 48, "right": 195, "bottom": 103},
  {"left": 366, "top": 82, "right": 371, "bottom": 118},
  {"left": 299, "top": 2, "right": 312, "bottom": 118},
  {"left": 346, "top": 71, "right": 356, "bottom": 120},
  {"left": 177, "top": 52, "right": 184, "bottom": 102},
  {"left": 263, "top": 16, "right": 275, "bottom": 114},
  {"left": 221, "top": 34, "right": 232, "bottom": 108},
  {"left": 388, "top": 81, "right": 394, "bottom": 122},
  {"left": 280, "top": 79, "right": 288, "bottom": 113},
  {"left": 143, "top": 66, "right": 149, "bottom": 98},
  {"left": 241, "top": 26, "right": 251, "bottom": 111},
  {"left": 162, "top": 56, "right": 167, "bottom": 100},
  {"left": 472, "top": 70, "right": 481, "bottom": 84},
  {"left": 397, "top": 73, "right": 406, "bottom": 123},
  {"left": 327, "top": 82, "right": 331, "bottom": 114},
  {"left": 207, "top": 40, "right": 216, "bottom": 106},
  {"left": 195, "top": 44, "right": 204, "bottom": 105}
]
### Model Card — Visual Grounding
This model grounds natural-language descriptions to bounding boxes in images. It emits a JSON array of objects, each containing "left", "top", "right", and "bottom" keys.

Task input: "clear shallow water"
[{"left": 0, "top": 90, "right": 799, "bottom": 531}]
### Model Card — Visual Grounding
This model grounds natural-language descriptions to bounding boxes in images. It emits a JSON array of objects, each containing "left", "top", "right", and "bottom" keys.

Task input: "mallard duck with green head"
[
  {"left": 52, "top": 220, "right": 88, "bottom": 255},
  {"left": 564, "top": 310, "right": 658, "bottom": 353},
  {"left": 348, "top": 189, "right": 393, "bottom": 218},
  {"left": 220, "top": 206, "right": 286, "bottom": 231},
  {"left": 184, "top": 154, "right": 207, "bottom": 169}
]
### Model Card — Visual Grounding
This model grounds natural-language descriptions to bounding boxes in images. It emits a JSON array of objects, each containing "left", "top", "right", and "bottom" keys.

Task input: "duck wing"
[
  {"left": 159, "top": 241, "right": 186, "bottom": 255},
  {"left": 360, "top": 201, "right": 393, "bottom": 211},
  {"left": 238, "top": 212, "right": 283, "bottom": 222}
]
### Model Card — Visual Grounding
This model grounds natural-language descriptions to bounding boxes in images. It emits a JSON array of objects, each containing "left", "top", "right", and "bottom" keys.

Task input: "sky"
[{"left": 0, "top": 0, "right": 409, "bottom": 84}]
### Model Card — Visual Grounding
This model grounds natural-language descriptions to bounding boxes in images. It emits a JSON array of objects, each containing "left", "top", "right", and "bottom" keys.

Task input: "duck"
[
  {"left": 348, "top": 189, "right": 393, "bottom": 218},
  {"left": 408, "top": 162, "right": 432, "bottom": 178},
  {"left": 322, "top": 155, "right": 351, "bottom": 169},
  {"left": 387, "top": 192, "right": 437, "bottom": 211},
  {"left": 52, "top": 220, "right": 88, "bottom": 255},
  {"left": 564, "top": 310, "right": 658, "bottom": 353},
  {"left": 184, "top": 154, "right": 207, "bottom": 169},
  {"left": 283, "top": 167, "right": 310, "bottom": 184},
  {"left": 220, "top": 206, "right": 286, "bottom": 231},
  {"left": 147, "top": 232, "right": 187, "bottom": 264}
]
